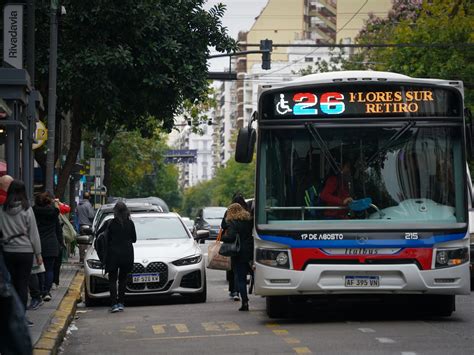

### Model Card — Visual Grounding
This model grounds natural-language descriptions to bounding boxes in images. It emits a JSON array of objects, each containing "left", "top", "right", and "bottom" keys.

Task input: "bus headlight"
[
  {"left": 435, "top": 247, "right": 469, "bottom": 268},
  {"left": 256, "top": 249, "right": 290, "bottom": 269}
]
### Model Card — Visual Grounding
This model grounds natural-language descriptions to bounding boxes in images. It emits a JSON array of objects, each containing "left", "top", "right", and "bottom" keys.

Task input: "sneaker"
[
  {"left": 233, "top": 293, "right": 240, "bottom": 301},
  {"left": 43, "top": 293, "right": 52, "bottom": 302},
  {"left": 51, "top": 283, "right": 59, "bottom": 291},
  {"left": 110, "top": 304, "right": 120, "bottom": 313},
  {"left": 238, "top": 302, "right": 249, "bottom": 311},
  {"left": 26, "top": 318, "right": 34, "bottom": 327},
  {"left": 28, "top": 298, "right": 44, "bottom": 310},
  {"left": 117, "top": 303, "right": 124, "bottom": 312}
]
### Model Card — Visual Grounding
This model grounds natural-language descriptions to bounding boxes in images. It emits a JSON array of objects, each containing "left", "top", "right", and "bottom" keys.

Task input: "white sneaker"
[{"left": 51, "top": 284, "right": 58, "bottom": 290}]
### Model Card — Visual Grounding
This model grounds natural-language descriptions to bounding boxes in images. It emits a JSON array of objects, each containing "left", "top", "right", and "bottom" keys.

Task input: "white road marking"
[
  {"left": 358, "top": 328, "right": 375, "bottom": 333},
  {"left": 401, "top": 352, "right": 417, "bottom": 355},
  {"left": 376, "top": 337, "right": 396, "bottom": 344}
]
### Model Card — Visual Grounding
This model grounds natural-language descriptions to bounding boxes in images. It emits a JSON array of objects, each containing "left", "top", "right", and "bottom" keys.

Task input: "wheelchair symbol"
[{"left": 276, "top": 94, "right": 292, "bottom": 115}]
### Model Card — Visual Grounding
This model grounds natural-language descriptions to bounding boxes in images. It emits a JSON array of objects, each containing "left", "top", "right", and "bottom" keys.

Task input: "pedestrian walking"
[
  {"left": 221, "top": 203, "right": 254, "bottom": 311},
  {"left": 0, "top": 180, "right": 42, "bottom": 316},
  {"left": 221, "top": 192, "right": 250, "bottom": 301},
  {"left": 33, "top": 192, "right": 63, "bottom": 301},
  {"left": 96, "top": 202, "right": 136, "bottom": 313},
  {"left": 52, "top": 198, "right": 70, "bottom": 289},
  {"left": 0, "top": 241, "right": 33, "bottom": 355},
  {"left": 76, "top": 192, "right": 95, "bottom": 229}
]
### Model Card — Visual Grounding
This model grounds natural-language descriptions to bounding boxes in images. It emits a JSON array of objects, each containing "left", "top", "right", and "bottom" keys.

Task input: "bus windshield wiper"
[
  {"left": 305, "top": 123, "right": 341, "bottom": 174},
  {"left": 367, "top": 121, "right": 416, "bottom": 164}
]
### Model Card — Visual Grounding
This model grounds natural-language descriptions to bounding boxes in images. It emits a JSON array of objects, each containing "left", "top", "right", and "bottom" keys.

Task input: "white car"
[{"left": 84, "top": 212, "right": 206, "bottom": 306}]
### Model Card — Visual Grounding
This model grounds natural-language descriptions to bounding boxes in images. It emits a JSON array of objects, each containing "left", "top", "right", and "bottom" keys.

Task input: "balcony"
[{"left": 317, "top": 0, "right": 336, "bottom": 15}]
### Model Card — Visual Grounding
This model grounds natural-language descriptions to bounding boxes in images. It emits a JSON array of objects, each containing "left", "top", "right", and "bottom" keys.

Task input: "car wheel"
[
  {"left": 266, "top": 296, "right": 289, "bottom": 318},
  {"left": 420, "top": 295, "right": 455, "bottom": 317},
  {"left": 84, "top": 284, "right": 100, "bottom": 307},
  {"left": 189, "top": 275, "right": 207, "bottom": 303}
]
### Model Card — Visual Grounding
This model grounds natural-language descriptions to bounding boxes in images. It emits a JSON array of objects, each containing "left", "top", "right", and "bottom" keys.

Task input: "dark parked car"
[{"left": 193, "top": 207, "right": 227, "bottom": 241}]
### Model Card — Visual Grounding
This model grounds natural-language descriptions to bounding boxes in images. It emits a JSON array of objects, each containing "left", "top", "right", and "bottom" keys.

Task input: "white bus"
[{"left": 236, "top": 71, "right": 471, "bottom": 318}]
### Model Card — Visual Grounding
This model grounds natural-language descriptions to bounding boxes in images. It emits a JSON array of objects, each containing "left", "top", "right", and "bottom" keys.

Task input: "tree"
[
  {"left": 33, "top": 1, "right": 236, "bottom": 197},
  {"left": 107, "top": 131, "right": 182, "bottom": 210}
]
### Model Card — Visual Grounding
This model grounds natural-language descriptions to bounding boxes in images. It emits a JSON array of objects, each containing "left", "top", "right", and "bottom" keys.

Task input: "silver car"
[{"left": 84, "top": 212, "right": 206, "bottom": 306}]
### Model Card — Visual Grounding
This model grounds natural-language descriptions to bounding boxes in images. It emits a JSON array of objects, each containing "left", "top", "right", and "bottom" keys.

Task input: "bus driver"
[{"left": 319, "top": 161, "right": 353, "bottom": 219}]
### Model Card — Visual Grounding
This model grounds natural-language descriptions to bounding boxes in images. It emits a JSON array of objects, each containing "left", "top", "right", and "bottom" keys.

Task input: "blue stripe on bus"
[{"left": 258, "top": 233, "right": 466, "bottom": 248}]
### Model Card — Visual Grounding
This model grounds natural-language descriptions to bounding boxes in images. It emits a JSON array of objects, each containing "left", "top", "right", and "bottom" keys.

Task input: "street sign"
[
  {"left": 32, "top": 121, "right": 47, "bottom": 150},
  {"left": 164, "top": 149, "right": 197, "bottom": 164},
  {"left": 3, "top": 4, "right": 23, "bottom": 69},
  {"left": 89, "top": 158, "right": 105, "bottom": 177}
]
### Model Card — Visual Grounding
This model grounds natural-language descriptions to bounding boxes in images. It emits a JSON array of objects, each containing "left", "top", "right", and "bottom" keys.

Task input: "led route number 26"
[{"left": 276, "top": 92, "right": 346, "bottom": 116}]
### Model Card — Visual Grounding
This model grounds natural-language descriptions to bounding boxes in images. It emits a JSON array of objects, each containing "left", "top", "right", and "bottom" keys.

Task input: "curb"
[{"left": 33, "top": 270, "right": 84, "bottom": 355}]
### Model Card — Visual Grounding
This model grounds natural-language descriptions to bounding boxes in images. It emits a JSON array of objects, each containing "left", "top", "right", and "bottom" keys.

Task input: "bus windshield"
[{"left": 257, "top": 125, "right": 466, "bottom": 228}]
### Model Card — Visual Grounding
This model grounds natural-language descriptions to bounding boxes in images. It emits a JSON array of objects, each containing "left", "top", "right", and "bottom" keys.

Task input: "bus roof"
[{"left": 268, "top": 70, "right": 463, "bottom": 94}]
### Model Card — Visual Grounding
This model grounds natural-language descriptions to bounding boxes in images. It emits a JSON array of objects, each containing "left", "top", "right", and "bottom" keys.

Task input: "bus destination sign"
[{"left": 265, "top": 85, "right": 461, "bottom": 119}]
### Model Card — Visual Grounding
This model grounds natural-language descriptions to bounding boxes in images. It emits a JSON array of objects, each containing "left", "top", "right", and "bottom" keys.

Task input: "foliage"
[
  {"left": 181, "top": 158, "right": 256, "bottom": 217},
  {"left": 108, "top": 131, "right": 182, "bottom": 209},
  {"left": 32, "top": 1, "right": 237, "bottom": 196}
]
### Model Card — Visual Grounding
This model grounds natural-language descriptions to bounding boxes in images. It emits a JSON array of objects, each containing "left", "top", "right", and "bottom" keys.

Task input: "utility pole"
[{"left": 45, "top": 0, "right": 59, "bottom": 193}]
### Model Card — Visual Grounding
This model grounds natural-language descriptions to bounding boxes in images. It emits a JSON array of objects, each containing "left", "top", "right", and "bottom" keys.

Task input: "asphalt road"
[{"left": 62, "top": 244, "right": 474, "bottom": 355}]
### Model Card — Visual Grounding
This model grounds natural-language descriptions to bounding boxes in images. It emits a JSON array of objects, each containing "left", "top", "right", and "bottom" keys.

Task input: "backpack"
[{"left": 94, "top": 221, "right": 110, "bottom": 268}]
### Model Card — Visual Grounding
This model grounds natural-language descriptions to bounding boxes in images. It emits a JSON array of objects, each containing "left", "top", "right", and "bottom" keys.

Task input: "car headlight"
[
  {"left": 435, "top": 247, "right": 469, "bottom": 268},
  {"left": 86, "top": 259, "right": 103, "bottom": 269},
  {"left": 256, "top": 249, "right": 290, "bottom": 269},
  {"left": 172, "top": 255, "right": 202, "bottom": 266}
]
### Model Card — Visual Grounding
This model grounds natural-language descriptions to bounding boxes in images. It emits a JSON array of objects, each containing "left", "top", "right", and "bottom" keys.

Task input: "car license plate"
[
  {"left": 345, "top": 276, "right": 379, "bottom": 287},
  {"left": 132, "top": 273, "right": 160, "bottom": 283}
]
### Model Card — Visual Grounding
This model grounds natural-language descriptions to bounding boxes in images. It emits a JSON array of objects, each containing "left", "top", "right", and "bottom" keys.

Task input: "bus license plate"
[
  {"left": 345, "top": 276, "right": 379, "bottom": 287},
  {"left": 132, "top": 273, "right": 160, "bottom": 283}
]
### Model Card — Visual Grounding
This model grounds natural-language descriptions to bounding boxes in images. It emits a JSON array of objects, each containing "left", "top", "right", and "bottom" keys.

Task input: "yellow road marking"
[
  {"left": 265, "top": 323, "right": 280, "bottom": 328},
  {"left": 202, "top": 322, "right": 221, "bottom": 332},
  {"left": 284, "top": 338, "right": 301, "bottom": 344},
  {"left": 294, "top": 347, "right": 312, "bottom": 354},
  {"left": 171, "top": 324, "right": 189, "bottom": 333},
  {"left": 120, "top": 325, "right": 137, "bottom": 334},
  {"left": 219, "top": 321, "right": 240, "bottom": 331},
  {"left": 273, "top": 329, "right": 289, "bottom": 335},
  {"left": 152, "top": 324, "right": 167, "bottom": 334},
  {"left": 125, "top": 331, "right": 259, "bottom": 341}
]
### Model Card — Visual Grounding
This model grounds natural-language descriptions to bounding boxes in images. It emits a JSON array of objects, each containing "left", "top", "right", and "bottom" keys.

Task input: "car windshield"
[
  {"left": 257, "top": 125, "right": 466, "bottom": 228},
  {"left": 203, "top": 207, "right": 227, "bottom": 219},
  {"left": 131, "top": 216, "right": 190, "bottom": 240}
]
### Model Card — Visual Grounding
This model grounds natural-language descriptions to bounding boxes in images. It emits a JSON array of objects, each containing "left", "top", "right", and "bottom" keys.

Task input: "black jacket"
[
  {"left": 33, "top": 205, "right": 63, "bottom": 258},
  {"left": 221, "top": 209, "right": 253, "bottom": 264},
  {"left": 98, "top": 218, "right": 136, "bottom": 272}
]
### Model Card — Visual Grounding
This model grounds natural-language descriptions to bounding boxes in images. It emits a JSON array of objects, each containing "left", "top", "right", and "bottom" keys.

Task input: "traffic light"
[{"left": 260, "top": 39, "right": 272, "bottom": 70}]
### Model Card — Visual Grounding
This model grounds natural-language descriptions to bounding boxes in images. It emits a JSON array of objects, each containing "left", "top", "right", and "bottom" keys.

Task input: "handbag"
[
  {"left": 219, "top": 232, "right": 240, "bottom": 257},
  {"left": 206, "top": 229, "right": 231, "bottom": 271},
  {"left": 31, "top": 255, "right": 45, "bottom": 274}
]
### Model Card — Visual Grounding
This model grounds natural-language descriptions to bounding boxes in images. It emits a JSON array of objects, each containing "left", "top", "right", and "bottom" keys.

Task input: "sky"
[{"left": 204, "top": 0, "right": 269, "bottom": 71}]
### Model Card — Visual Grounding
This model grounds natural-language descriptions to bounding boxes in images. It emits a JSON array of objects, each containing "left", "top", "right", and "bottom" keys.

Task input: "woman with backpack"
[
  {"left": 0, "top": 180, "right": 42, "bottom": 315},
  {"left": 96, "top": 202, "right": 136, "bottom": 313}
]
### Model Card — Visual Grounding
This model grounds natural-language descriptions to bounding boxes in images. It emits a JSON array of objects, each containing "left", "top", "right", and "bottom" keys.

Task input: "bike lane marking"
[{"left": 265, "top": 322, "right": 313, "bottom": 354}]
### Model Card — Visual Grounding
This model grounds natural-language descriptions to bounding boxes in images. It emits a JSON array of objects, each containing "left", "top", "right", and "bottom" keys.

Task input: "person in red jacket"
[
  {"left": 319, "top": 161, "right": 353, "bottom": 219},
  {"left": 0, "top": 175, "right": 13, "bottom": 205}
]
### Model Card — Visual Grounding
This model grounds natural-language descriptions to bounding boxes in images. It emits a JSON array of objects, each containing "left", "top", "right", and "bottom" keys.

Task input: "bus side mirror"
[{"left": 235, "top": 125, "right": 256, "bottom": 163}]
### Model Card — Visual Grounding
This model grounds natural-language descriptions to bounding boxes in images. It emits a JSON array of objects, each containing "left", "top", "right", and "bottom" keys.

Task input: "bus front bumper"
[{"left": 254, "top": 262, "right": 471, "bottom": 296}]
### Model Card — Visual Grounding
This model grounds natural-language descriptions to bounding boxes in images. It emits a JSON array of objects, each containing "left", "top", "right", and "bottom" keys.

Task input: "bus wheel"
[
  {"left": 427, "top": 295, "right": 455, "bottom": 317},
  {"left": 266, "top": 296, "right": 289, "bottom": 318}
]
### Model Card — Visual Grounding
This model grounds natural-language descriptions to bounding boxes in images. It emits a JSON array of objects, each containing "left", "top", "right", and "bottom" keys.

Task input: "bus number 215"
[{"left": 405, "top": 232, "right": 419, "bottom": 240}]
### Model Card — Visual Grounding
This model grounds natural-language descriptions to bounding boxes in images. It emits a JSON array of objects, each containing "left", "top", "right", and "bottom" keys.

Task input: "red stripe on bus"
[{"left": 291, "top": 248, "right": 433, "bottom": 271}]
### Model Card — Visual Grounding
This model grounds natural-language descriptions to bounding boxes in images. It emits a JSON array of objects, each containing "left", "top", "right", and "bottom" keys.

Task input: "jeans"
[
  {"left": 39, "top": 257, "right": 56, "bottom": 295},
  {"left": 3, "top": 252, "right": 33, "bottom": 311},
  {"left": 226, "top": 269, "right": 237, "bottom": 293},
  {"left": 53, "top": 248, "right": 63, "bottom": 285},
  {"left": 108, "top": 264, "right": 131, "bottom": 306},
  {"left": 28, "top": 273, "right": 41, "bottom": 299},
  {"left": 233, "top": 261, "right": 250, "bottom": 303}
]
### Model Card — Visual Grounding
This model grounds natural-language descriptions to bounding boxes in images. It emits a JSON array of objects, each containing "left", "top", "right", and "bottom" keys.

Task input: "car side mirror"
[
  {"left": 195, "top": 230, "right": 210, "bottom": 240},
  {"left": 76, "top": 235, "right": 93, "bottom": 245}
]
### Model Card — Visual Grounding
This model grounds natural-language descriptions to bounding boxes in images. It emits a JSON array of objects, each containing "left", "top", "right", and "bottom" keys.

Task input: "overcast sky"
[{"left": 204, "top": 0, "right": 269, "bottom": 71}]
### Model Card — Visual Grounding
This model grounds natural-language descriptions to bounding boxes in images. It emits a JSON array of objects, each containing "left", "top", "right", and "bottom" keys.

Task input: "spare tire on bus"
[{"left": 235, "top": 126, "right": 256, "bottom": 163}]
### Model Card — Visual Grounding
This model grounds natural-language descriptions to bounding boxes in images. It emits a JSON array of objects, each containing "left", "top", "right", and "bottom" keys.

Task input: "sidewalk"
[{"left": 27, "top": 254, "right": 83, "bottom": 353}]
